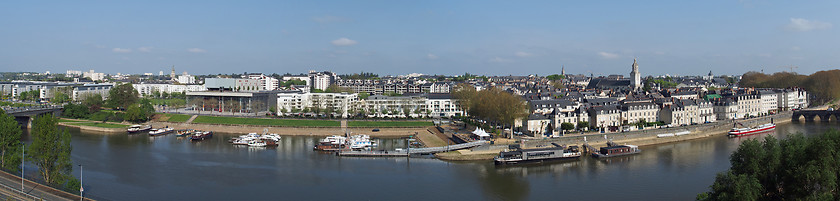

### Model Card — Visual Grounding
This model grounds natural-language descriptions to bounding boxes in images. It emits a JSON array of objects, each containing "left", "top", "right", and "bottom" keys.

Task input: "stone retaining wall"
[{"left": 523, "top": 111, "right": 792, "bottom": 148}]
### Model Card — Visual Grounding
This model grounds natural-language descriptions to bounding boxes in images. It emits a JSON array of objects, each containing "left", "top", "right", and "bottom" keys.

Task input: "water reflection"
[{"left": 25, "top": 122, "right": 836, "bottom": 200}]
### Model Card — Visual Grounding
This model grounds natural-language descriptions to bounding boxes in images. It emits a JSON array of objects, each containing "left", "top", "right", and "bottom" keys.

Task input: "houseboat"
[
  {"left": 148, "top": 127, "right": 174, "bottom": 136},
  {"left": 176, "top": 129, "right": 195, "bottom": 137},
  {"left": 728, "top": 123, "right": 775, "bottom": 137},
  {"left": 314, "top": 135, "right": 347, "bottom": 151},
  {"left": 494, "top": 145, "right": 582, "bottom": 165},
  {"left": 591, "top": 144, "right": 641, "bottom": 158},
  {"left": 190, "top": 131, "right": 213, "bottom": 141},
  {"left": 127, "top": 125, "right": 152, "bottom": 133}
]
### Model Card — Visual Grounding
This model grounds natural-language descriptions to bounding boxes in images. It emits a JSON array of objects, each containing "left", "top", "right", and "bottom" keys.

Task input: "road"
[{"left": 0, "top": 170, "right": 88, "bottom": 201}]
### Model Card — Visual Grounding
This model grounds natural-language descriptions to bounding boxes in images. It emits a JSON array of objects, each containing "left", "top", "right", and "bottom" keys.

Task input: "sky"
[{"left": 1, "top": 1, "right": 839, "bottom": 77}]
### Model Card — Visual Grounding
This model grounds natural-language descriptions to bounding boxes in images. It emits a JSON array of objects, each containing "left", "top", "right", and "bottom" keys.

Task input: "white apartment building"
[
  {"left": 83, "top": 70, "right": 106, "bottom": 81},
  {"left": 425, "top": 93, "right": 464, "bottom": 117},
  {"left": 776, "top": 88, "right": 809, "bottom": 111},
  {"left": 276, "top": 92, "right": 358, "bottom": 118},
  {"left": 712, "top": 94, "right": 761, "bottom": 120},
  {"left": 72, "top": 84, "right": 113, "bottom": 101},
  {"left": 621, "top": 101, "right": 659, "bottom": 124},
  {"left": 588, "top": 105, "right": 622, "bottom": 128},
  {"left": 134, "top": 83, "right": 207, "bottom": 97},
  {"left": 177, "top": 75, "right": 196, "bottom": 84},
  {"left": 758, "top": 90, "right": 778, "bottom": 114},
  {"left": 360, "top": 95, "right": 428, "bottom": 118},
  {"left": 660, "top": 99, "right": 715, "bottom": 125}
]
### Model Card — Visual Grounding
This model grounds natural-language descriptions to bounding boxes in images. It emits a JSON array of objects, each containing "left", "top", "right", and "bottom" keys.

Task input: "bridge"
[
  {"left": 1, "top": 105, "right": 63, "bottom": 128},
  {"left": 792, "top": 110, "right": 840, "bottom": 122}
]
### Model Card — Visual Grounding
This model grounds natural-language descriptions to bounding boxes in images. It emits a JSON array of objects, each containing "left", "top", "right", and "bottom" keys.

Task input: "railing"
[
  {"left": 0, "top": 180, "right": 42, "bottom": 200},
  {"left": 408, "top": 140, "right": 487, "bottom": 154},
  {"left": 1, "top": 105, "right": 63, "bottom": 114}
]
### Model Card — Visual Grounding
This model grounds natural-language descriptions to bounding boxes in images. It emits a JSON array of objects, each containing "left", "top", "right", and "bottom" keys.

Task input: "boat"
[
  {"left": 148, "top": 127, "right": 174, "bottom": 136},
  {"left": 728, "top": 123, "right": 776, "bottom": 137},
  {"left": 314, "top": 135, "right": 347, "bottom": 151},
  {"left": 591, "top": 143, "right": 641, "bottom": 158},
  {"left": 190, "top": 131, "right": 213, "bottom": 141},
  {"left": 248, "top": 140, "right": 267, "bottom": 147},
  {"left": 259, "top": 133, "right": 281, "bottom": 142},
  {"left": 176, "top": 129, "right": 195, "bottom": 137},
  {"left": 494, "top": 144, "right": 582, "bottom": 165},
  {"left": 127, "top": 125, "right": 152, "bottom": 133}
]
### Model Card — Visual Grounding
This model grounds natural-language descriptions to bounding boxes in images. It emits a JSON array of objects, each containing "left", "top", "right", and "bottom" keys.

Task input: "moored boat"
[
  {"left": 127, "top": 125, "right": 152, "bottom": 133},
  {"left": 176, "top": 129, "right": 195, "bottom": 137},
  {"left": 495, "top": 145, "right": 581, "bottom": 165},
  {"left": 149, "top": 127, "right": 174, "bottom": 136},
  {"left": 190, "top": 131, "right": 213, "bottom": 141},
  {"left": 591, "top": 144, "right": 641, "bottom": 158},
  {"left": 728, "top": 123, "right": 776, "bottom": 137}
]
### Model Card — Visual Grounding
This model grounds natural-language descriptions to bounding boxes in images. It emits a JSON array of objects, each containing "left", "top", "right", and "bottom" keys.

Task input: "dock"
[{"left": 337, "top": 140, "right": 488, "bottom": 157}]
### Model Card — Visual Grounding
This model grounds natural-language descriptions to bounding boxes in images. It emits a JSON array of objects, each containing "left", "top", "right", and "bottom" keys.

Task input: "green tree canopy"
[
  {"left": 27, "top": 114, "right": 73, "bottom": 185},
  {"left": 107, "top": 83, "right": 139, "bottom": 110},
  {"left": 0, "top": 109, "right": 22, "bottom": 172},
  {"left": 82, "top": 94, "right": 104, "bottom": 113}
]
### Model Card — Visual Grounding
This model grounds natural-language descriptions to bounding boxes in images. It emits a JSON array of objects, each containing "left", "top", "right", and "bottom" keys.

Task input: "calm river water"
[{"left": 24, "top": 121, "right": 838, "bottom": 201}]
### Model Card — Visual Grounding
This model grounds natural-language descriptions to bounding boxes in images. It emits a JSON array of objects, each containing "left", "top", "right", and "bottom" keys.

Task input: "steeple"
[
  {"left": 630, "top": 58, "right": 641, "bottom": 91},
  {"left": 561, "top": 65, "right": 565, "bottom": 76}
]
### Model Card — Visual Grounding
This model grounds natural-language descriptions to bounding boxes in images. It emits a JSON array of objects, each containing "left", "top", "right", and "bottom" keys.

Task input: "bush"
[{"left": 88, "top": 111, "right": 111, "bottom": 122}]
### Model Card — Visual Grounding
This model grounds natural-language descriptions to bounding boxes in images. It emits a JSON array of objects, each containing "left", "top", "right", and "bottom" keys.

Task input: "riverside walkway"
[{"left": 0, "top": 169, "right": 93, "bottom": 201}]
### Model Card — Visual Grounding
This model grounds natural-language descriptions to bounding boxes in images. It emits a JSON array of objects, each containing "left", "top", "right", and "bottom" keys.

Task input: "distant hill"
[{"left": 740, "top": 70, "right": 840, "bottom": 105}]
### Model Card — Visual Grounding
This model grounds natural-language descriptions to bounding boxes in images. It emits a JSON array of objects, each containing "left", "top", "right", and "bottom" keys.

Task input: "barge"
[
  {"left": 127, "top": 125, "right": 152, "bottom": 134},
  {"left": 592, "top": 144, "right": 641, "bottom": 158},
  {"left": 494, "top": 144, "right": 582, "bottom": 165},
  {"left": 728, "top": 123, "right": 775, "bottom": 137}
]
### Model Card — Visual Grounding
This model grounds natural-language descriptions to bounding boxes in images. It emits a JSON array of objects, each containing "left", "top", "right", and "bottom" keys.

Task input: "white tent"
[{"left": 472, "top": 128, "right": 491, "bottom": 139}]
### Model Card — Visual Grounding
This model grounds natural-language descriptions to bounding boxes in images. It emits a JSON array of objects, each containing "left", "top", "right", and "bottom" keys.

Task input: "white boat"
[
  {"left": 148, "top": 127, "right": 174, "bottom": 136},
  {"left": 260, "top": 133, "right": 282, "bottom": 142},
  {"left": 728, "top": 123, "right": 775, "bottom": 137},
  {"left": 248, "top": 140, "right": 267, "bottom": 147}
]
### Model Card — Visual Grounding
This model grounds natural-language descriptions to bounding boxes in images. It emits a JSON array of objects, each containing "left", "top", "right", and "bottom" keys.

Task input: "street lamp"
[
  {"left": 79, "top": 165, "right": 83, "bottom": 201},
  {"left": 21, "top": 143, "right": 24, "bottom": 191}
]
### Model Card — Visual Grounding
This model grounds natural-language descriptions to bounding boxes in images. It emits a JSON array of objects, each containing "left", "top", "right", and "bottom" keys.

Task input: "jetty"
[{"left": 337, "top": 140, "right": 488, "bottom": 157}]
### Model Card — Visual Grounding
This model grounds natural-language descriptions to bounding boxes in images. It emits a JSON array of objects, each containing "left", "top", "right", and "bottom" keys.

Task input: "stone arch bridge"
[{"left": 792, "top": 110, "right": 840, "bottom": 122}]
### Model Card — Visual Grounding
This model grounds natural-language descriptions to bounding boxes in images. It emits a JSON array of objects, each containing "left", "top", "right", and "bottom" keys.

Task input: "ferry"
[
  {"left": 728, "top": 123, "right": 776, "bottom": 137},
  {"left": 127, "top": 125, "right": 152, "bottom": 133},
  {"left": 494, "top": 144, "right": 582, "bottom": 165},
  {"left": 592, "top": 143, "right": 641, "bottom": 158}
]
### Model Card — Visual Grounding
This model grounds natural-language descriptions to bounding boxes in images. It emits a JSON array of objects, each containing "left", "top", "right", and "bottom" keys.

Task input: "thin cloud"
[
  {"left": 786, "top": 18, "right": 832, "bottom": 32},
  {"left": 313, "top": 15, "right": 349, "bottom": 24},
  {"left": 514, "top": 51, "right": 533, "bottom": 58},
  {"left": 138, "top": 47, "right": 153, "bottom": 52},
  {"left": 427, "top": 54, "right": 438, "bottom": 60},
  {"left": 331, "top": 38, "right": 358, "bottom": 46},
  {"left": 489, "top": 57, "right": 512, "bottom": 63},
  {"left": 112, "top": 48, "right": 132, "bottom": 53},
  {"left": 598, "top": 52, "right": 619, "bottom": 59},
  {"left": 188, "top": 48, "right": 207, "bottom": 53}
]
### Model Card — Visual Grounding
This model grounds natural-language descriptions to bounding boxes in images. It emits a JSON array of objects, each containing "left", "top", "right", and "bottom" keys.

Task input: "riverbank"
[
  {"left": 436, "top": 111, "right": 792, "bottom": 161},
  {"left": 58, "top": 118, "right": 129, "bottom": 133},
  {"left": 150, "top": 121, "right": 429, "bottom": 137}
]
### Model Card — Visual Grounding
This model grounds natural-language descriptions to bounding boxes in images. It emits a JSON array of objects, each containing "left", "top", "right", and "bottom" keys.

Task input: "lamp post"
[
  {"left": 21, "top": 143, "right": 24, "bottom": 191},
  {"left": 79, "top": 165, "right": 83, "bottom": 201}
]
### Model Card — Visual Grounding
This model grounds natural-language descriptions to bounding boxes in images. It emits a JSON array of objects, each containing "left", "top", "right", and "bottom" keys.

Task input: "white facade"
[
  {"left": 621, "top": 102, "right": 659, "bottom": 124},
  {"left": 758, "top": 90, "right": 778, "bottom": 114},
  {"left": 276, "top": 92, "right": 358, "bottom": 118},
  {"left": 629, "top": 59, "right": 641, "bottom": 91},
  {"left": 134, "top": 83, "right": 207, "bottom": 97},
  {"left": 83, "top": 70, "right": 106, "bottom": 81},
  {"left": 177, "top": 75, "right": 196, "bottom": 84},
  {"left": 588, "top": 106, "right": 622, "bottom": 128}
]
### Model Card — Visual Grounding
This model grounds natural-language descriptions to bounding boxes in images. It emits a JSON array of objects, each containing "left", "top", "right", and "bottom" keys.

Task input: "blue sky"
[{"left": 1, "top": 1, "right": 839, "bottom": 76}]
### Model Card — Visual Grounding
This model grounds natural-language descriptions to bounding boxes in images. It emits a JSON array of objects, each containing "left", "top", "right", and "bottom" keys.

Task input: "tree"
[
  {"left": 62, "top": 103, "right": 90, "bottom": 119},
  {"left": 52, "top": 91, "right": 70, "bottom": 104},
  {"left": 82, "top": 94, "right": 104, "bottom": 113},
  {"left": 107, "top": 83, "right": 139, "bottom": 110},
  {"left": 560, "top": 122, "right": 575, "bottom": 131},
  {"left": 358, "top": 93, "right": 370, "bottom": 100},
  {"left": 124, "top": 104, "right": 146, "bottom": 122},
  {"left": 0, "top": 110, "right": 22, "bottom": 172},
  {"left": 27, "top": 114, "right": 73, "bottom": 185},
  {"left": 545, "top": 74, "right": 565, "bottom": 80},
  {"left": 577, "top": 121, "right": 589, "bottom": 130}
]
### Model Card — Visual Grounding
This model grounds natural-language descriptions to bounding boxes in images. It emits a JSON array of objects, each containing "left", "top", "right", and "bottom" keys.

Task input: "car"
[{"left": 372, "top": 128, "right": 380, "bottom": 132}]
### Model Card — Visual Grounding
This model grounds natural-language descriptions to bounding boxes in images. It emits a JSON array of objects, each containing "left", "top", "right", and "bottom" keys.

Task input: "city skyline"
[{"left": 2, "top": 1, "right": 839, "bottom": 76}]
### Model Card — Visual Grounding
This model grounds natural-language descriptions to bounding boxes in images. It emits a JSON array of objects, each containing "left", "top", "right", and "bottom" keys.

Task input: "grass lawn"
[
  {"left": 347, "top": 121, "right": 433, "bottom": 127},
  {"left": 160, "top": 113, "right": 192, "bottom": 123},
  {"left": 58, "top": 118, "right": 85, "bottom": 123},
  {"left": 192, "top": 116, "right": 340, "bottom": 127},
  {"left": 69, "top": 122, "right": 129, "bottom": 128}
]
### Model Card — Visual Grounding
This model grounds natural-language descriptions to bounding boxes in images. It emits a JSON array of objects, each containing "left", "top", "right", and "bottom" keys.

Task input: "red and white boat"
[{"left": 728, "top": 123, "right": 775, "bottom": 137}]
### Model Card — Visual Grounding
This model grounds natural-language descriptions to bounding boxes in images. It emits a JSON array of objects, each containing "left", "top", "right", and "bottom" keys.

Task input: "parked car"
[{"left": 372, "top": 128, "right": 380, "bottom": 132}]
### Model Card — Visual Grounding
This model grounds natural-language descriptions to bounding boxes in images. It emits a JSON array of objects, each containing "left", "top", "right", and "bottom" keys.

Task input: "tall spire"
[{"left": 561, "top": 65, "right": 565, "bottom": 76}]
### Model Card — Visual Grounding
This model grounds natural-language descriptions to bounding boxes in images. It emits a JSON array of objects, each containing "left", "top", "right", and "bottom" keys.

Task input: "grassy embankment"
[
  {"left": 66, "top": 122, "right": 129, "bottom": 128},
  {"left": 347, "top": 121, "right": 433, "bottom": 127},
  {"left": 191, "top": 116, "right": 341, "bottom": 127},
  {"left": 158, "top": 113, "right": 192, "bottom": 123}
]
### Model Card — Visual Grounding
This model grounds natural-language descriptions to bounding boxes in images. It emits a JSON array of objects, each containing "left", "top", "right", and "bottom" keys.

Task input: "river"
[{"left": 22, "top": 121, "right": 838, "bottom": 201}]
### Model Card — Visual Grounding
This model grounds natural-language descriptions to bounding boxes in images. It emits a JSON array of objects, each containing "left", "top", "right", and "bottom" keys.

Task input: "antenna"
[{"left": 780, "top": 65, "right": 798, "bottom": 73}]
